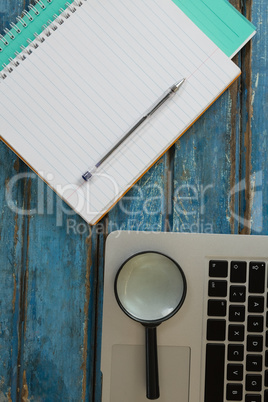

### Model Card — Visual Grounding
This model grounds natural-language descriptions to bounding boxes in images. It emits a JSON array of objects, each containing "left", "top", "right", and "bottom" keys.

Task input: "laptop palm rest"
[{"left": 110, "top": 345, "right": 190, "bottom": 402}]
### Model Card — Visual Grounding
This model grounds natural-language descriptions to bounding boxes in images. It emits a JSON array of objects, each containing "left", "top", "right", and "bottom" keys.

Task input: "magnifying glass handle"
[{"left": 145, "top": 326, "right": 160, "bottom": 400}]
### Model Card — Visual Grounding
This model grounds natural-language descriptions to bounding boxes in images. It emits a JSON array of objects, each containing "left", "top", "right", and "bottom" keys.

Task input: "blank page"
[{"left": 0, "top": 0, "right": 240, "bottom": 224}]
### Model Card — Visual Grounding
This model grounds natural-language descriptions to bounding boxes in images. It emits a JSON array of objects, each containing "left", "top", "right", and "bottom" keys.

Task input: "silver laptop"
[{"left": 101, "top": 231, "right": 268, "bottom": 402}]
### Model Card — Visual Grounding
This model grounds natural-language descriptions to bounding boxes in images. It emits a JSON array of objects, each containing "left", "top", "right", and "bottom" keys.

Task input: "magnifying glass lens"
[{"left": 116, "top": 253, "right": 185, "bottom": 322}]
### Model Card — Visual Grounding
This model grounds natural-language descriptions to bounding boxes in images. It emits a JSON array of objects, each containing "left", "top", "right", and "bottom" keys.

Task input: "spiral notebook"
[{"left": 0, "top": 0, "right": 241, "bottom": 225}]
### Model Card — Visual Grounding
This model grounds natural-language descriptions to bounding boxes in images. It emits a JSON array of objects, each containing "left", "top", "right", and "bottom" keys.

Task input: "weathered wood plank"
[
  {"left": 239, "top": 1, "right": 254, "bottom": 235},
  {"left": 90, "top": 229, "right": 106, "bottom": 402},
  {"left": 171, "top": 83, "right": 241, "bottom": 234},
  {"left": 0, "top": 0, "right": 26, "bottom": 31},
  {"left": 224, "top": 0, "right": 242, "bottom": 235},
  {"left": 0, "top": 144, "right": 24, "bottom": 400},
  {"left": 0, "top": 145, "right": 36, "bottom": 400},
  {"left": 18, "top": 180, "right": 102, "bottom": 400},
  {"left": 240, "top": 0, "right": 268, "bottom": 234},
  {"left": 21, "top": 198, "right": 90, "bottom": 400}
]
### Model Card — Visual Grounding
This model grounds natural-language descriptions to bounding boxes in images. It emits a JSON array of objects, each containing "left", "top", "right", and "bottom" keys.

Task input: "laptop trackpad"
[{"left": 110, "top": 345, "right": 190, "bottom": 402}]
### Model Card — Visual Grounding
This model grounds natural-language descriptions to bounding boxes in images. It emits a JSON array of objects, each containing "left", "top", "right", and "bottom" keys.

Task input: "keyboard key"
[
  {"left": 209, "top": 260, "right": 228, "bottom": 277},
  {"left": 245, "top": 374, "right": 262, "bottom": 392},
  {"left": 229, "top": 305, "right": 245, "bottom": 322},
  {"left": 208, "top": 280, "right": 227, "bottom": 297},
  {"left": 226, "top": 383, "right": 243, "bottom": 400},
  {"left": 207, "top": 319, "right": 226, "bottom": 341},
  {"left": 228, "top": 325, "right": 244, "bottom": 342},
  {"left": 246, "top": 354, "right": 263, "bottom": 371},
  {"left": 205, "top": 344, "right": 225, "bottom": 402},
  {"left": 230, "top": 286, "right": 246, "bottom": 303},
  {"left": 208, "top": 299, "right": 226, "bottom": 316},
  {"left": 248, "top": 296, "right": 264, "bottom": 313},
  {"left": 249, "top": 262, "right": 265, "bottom": 293},
  {"left": 265, "top": 370, "right": 268, "bottom": 387},
  {"left": 227, "top": 364, "right": 243, "bottom": 381},
  {"left": 265, "top": 350, "right": 268, "bottom": 366},
  {"left": 245, "top": 395, "right": 261, "bottom": 402},
  {"left": 247, "top": 315, "right": 263, "bottom": 332},
  {"left": 265, "top": 390, "right": 268, "bottom": 402},
  {"left": 266, "top": 331, "right": 268, "bottom": 347},
  {"left": 231, "top": 261, "right": 247, "bottom": 283},
  {"left": 247, "top": 335, "right": 263, "bottom": 352},
  {"left": 228, "top": 344, "right": 244, "bottom": 361}
]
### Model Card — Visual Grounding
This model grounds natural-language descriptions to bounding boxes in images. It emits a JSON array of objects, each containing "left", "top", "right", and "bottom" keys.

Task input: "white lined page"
[{"left": 0, "top": 0, "right": 240, "bottom": 224}]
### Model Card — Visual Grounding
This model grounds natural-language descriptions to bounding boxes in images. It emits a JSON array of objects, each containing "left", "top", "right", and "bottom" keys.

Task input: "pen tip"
[{"left": 171, "top": 78, "right": 186, "bottom": 92}]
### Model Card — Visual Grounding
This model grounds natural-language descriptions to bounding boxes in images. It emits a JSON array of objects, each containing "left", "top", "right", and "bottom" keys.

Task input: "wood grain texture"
[
  {"left": 0, "top": 0, "right": 25, "bottom": 31},
  {"left": 108, "top": 155, "right": 170, "bottom": 232},
  {"left": 0, "top": 145, "right": 23, "bottom": 401},
  {"left": 171, "top": 88, "right": 240, "bottom": 234},
  {"left": 0, "top": 0, "right": 267, "bottom": 401},
  {"left": 246, "top": 0, "right": 268, "bottom": 234}
]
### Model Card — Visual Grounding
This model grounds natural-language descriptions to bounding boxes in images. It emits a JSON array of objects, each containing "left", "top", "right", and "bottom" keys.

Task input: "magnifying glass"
[{"left": 114, "top": 251, "right": 187, "bottom": 400}]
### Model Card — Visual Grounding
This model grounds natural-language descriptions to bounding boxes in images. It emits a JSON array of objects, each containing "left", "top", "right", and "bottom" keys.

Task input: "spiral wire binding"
[
  {"left": 0, "top": 35, "right": 9, "bottom": 46},
  {"left": 53, "top": 14, "right": 64, "bottom": 25},
  {"left": 10, "top": 22, "right": 21, "bottom": 34},
  {"left": 16, "top": 16, "right": 28, "bottom": 28},
  {"left": 22, "top": 10, "right": 34, "bottom": 21},
  {"left": 36, "top": 0, "right": 46, "bottom": 10},
  {"left": 28, "top": 5, "right": 40, "bottom": 15},
  {"left": 34, "top": 32, "right": 45, "bottom": 43},
  {"left": 3, "top": 28, "right": 15, "bottom": 40},
  {"left": 0, "top": 0, "right": 87, "bottom": 81},
  {"left": 59, "top": 8, "right": 71, "bottom": 19},
  {"left": 65, "top": 2, "right": 76, "bottom": 13},
  {"left": 26, "top": 38, "right": 39, "bottom": 49},
  {"left": 14, "top": 51, "right": 26, "bottom": 61},
  {"left": 9, "top": 57, "right": 19, "bottom": 67},
  {"left": 20, "top": 45, "right": 32, "bottom": 55},
  {"left": 47, "top": 20, "right": 58, "bottom": 31},
  {"left": 42, "top": 24, "right": 52, "bottom": 37}
]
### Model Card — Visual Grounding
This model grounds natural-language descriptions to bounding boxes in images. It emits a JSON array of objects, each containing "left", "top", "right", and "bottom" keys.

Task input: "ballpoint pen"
[{"left": 82, "top": 78, "right": 185, "bottom": 181}]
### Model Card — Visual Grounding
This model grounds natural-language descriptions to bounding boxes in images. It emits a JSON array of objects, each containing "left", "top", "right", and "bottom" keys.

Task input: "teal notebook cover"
[
  {"left": 174, "top": 0, "right": 256, "bottom": 58},
  {"left": 0, "top": 0, "right": 256, "bottom": 68}
]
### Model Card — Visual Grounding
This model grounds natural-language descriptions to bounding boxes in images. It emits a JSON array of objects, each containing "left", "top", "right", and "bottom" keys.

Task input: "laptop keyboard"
[{"left": 205, "top": 260, "right": 267, "bottom": 402}]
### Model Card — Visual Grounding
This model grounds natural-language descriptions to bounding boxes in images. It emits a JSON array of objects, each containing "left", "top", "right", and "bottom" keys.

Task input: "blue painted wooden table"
[{"left": 0, "top": 0, "right": 267, "bottom": 400}]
